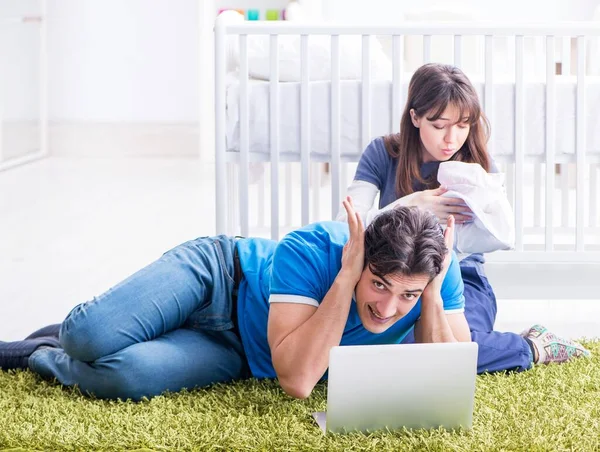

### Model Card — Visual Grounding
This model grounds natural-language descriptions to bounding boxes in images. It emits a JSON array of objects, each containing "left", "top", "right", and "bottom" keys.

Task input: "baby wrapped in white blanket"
[{"left": 437, "top": 161, "right": 515, "bottom": 254}]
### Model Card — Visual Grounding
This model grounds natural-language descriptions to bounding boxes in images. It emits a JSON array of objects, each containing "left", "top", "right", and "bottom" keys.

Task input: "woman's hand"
[
  {"left": 423, "top": 215, "right": 455, "bottom": 299},
  {"left": 411, "top": 187, "right": 472, "bottom": 224},
  {"left": 340, "top": 196, "right": 365, "bottom": 284}
]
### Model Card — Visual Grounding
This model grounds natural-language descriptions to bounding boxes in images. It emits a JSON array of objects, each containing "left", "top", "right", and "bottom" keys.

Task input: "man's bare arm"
[
  {"left": 414, "top": 304, "right": 471, "bottom": 343},
  {"left": 413, "top": 215, "right": 471, "bottom": 343},
  {"left": 268, "top": 270, "right": 357, "bottom": 399},
  {"left": 268, "top": 197, "right": 365, "bottom": 399}
]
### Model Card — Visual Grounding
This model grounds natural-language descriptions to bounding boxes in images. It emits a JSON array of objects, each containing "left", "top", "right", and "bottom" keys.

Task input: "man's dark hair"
[{"left": 364, "top": 206, "right": 447, "bottom": 281}]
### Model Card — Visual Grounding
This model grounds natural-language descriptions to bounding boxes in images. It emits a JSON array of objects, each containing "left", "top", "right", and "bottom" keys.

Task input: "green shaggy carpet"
[{"left": 1, "top": 341, "right": 599, "bottom": 451}]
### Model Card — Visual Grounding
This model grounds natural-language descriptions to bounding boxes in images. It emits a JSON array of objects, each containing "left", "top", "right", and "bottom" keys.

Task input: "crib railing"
[{"left": 214, "top": 22, "right": 600, "bottom": 262}]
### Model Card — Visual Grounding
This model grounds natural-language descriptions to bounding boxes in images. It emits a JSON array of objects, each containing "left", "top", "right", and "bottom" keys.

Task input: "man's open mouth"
[{"left": 368, "top": 305, "right": 392, "bottom": 323}]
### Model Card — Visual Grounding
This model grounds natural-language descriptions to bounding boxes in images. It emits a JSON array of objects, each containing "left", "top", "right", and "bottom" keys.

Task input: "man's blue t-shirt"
[{"left": 235, "top": 221, "right": 465, "bottom": 379}]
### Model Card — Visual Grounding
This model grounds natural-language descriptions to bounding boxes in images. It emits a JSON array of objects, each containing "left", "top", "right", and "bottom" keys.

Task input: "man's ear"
[{"left": 409, "top": 109, "right": 420, "bottom": 128}]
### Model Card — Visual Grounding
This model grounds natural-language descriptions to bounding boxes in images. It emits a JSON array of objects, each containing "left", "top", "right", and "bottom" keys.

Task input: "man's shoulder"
[
  {"left": 270, "top": 222, "right": 346, "bottom": 299},
  {"left": 282, "top": 221, "right": 349, "bottom": 245},
  {"left": 273, "top": 221, "right": 347, "bottom": 268}
]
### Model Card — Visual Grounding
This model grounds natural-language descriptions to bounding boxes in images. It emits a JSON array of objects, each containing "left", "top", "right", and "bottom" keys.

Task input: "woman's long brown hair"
[{"left": 384, "top": 63, "right": 491, "bottom": 196}]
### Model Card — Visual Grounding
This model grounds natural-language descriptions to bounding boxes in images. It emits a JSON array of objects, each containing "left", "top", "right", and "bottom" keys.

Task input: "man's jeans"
[{"left": 30, "top": 235, "right": 249, "bottom": 401}]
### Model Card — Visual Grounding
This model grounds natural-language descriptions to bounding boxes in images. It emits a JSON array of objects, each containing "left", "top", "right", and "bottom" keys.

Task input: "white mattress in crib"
[{"left": 225, "top": 76, "right": 600, "bottom": 159}]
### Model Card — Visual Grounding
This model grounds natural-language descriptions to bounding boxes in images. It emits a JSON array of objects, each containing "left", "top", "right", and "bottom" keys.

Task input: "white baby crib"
[{"left": 214, "top": 21, "right": 600, "bottom": 296}]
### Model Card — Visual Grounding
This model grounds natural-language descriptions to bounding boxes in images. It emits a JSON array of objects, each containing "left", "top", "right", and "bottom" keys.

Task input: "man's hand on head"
[
  {"left": 422, "top": 215, "right": 455, "bottom": 301},
  {"left": 339, "top": 196, "right": 365, "bottom": 285}
]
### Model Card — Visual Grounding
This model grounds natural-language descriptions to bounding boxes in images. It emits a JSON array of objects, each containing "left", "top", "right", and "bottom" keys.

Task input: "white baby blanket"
[{"left": 437, "top": 161, "right": 515, "bottom": 254}]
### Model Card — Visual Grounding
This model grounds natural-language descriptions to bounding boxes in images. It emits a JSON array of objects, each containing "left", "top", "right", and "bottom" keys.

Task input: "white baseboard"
[{"left": 0, "top": 121, "right": 40, "bottom": 161}]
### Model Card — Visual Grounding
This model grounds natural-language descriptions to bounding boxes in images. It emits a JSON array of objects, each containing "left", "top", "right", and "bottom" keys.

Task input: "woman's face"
[{"left": 410, "top": 104, "right": 471, "bottom": 163}]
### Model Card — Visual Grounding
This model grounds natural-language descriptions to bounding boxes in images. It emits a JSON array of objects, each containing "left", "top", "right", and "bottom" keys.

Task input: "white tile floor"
[
  {"left": 1, "top": 156, "right": 599, "bottom": 342},
  {"left": 0, "top": 156, "right": 215, "bottom": 341}
]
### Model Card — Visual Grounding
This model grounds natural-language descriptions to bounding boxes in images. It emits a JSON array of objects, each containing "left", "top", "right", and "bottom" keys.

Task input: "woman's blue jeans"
[{"left": 29, "top": 236, "right": 249, "bottom": 401}]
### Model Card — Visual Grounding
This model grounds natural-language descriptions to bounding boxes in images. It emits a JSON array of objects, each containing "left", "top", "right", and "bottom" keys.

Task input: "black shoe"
[
  {"left": 25, "top": 323, "right": 61, "bottom": 340},
  {"left": 0, "top": 337, "right": 61, "bottom": 371}
]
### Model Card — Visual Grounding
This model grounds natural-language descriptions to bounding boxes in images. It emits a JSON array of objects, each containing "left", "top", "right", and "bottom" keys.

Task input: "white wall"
[
  {"left": 47, "top": 0, "right": 199, "bottom": 122},
  {"left": 322, "top": 0, "right": 599, "bottom": 23},
  {"left": 3, "top": 0, "right": 201, "bottom": 122},
  {"left": 1, "top": 0, "right": 206, "bottom": 159},
  {"left": 0, "top": 0, "right": 41, "bottom": 121}
]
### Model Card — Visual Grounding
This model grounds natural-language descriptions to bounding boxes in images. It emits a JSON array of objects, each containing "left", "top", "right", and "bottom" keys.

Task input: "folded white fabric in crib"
[
  {"left": 437, "top": 161, "right": 515, "bottom": 254},
  {"left": 215, "top": 11, "right": 392, "bottom": 81}
]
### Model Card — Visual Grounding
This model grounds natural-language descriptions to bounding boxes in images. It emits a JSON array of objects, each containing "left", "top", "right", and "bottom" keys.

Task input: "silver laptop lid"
[{"left": 325, "top": 342, "right": 478, "bottom": 433}]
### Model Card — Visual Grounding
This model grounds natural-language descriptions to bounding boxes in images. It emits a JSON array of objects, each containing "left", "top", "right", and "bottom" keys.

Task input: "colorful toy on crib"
[
  {"left": 247, "top": 9, "right": 260, "bottom": 20},
  {"left": 217, "top": 8, "right": 284, "bottom": 21}
]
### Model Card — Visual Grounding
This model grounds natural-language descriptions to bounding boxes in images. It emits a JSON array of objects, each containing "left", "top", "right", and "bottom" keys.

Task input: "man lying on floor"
[{"left": 0, "top": 200, "right": 590, "bottom": 401}]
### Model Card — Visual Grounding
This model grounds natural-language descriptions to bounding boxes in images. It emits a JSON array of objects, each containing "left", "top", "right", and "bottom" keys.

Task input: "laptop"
[{"left": 313, "top": 342, "right": 478, "bottom": 434}]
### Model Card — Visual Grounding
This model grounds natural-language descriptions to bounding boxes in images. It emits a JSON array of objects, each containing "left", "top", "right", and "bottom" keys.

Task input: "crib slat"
[
  {"left": 576, "top": 36, "right": 587, "bottom": 251},
  {"left": 505, "top": 162, "right": 515, "bottom": 209},
  {"left": 269, "top": 34, "right": 280, "bottom": 240},
  {"left": 258, "top": 170, "right": 266, "bottom": 228},
  {"left": 341, "top": 163, "right": 349, "bottom": 199},
  {"left": 590, "top": 164, "right": 598, "bottom": 227},
  {"left": 227, "top": 164, "right": 238, "bottom": 236},
  {"left": 423, "top": 35, "right": 431, "bottom": 63},
  {"left": 534, "top": 37, "right": 544, "bottom": 79},
  {"left": 484, "top": 35, "right": 494, "bottom": 154},
  {"left": 239, "top": 34, "right": 250, "bottom": 238},
  {"left": 214, "top": 21, "right": 227, "bottom": 235},
  {"left": 392, "top": 35, "right": 403, "bottom": 133},
  {"left": 361, "top": 35, "right": 372, "bottom": 150},
  {"left": 514, "top": 35, "right": 524, "bottom": 251},
  {"left": 0, "top": 102, "right": 3, "bottom": 162},
  {"left": 285, "top": 163, "right": 293, "bottom": 226},
  {"left": 454, "top": 35, "right": 462, "bottom": 68},
  {"left": 311, "top": 162, "right": 320, "bottom": 222},
  {"left": 533, "top": 163, "right": 542, "bottom": 227},
  {"left": 300, "top": 34, "right": 310, "bottom": 226},
  {"left": 561, "top": 164, "right": 570, "bottom": 228},
  {"left": 331, "top": 35, "right": 341, "bottom": 219},
  {"left": 545, "top": 35, "right": 556, "bottom": 251},
  {"left": 561, "top": 36, "right": 571, "bottom": 75}
]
